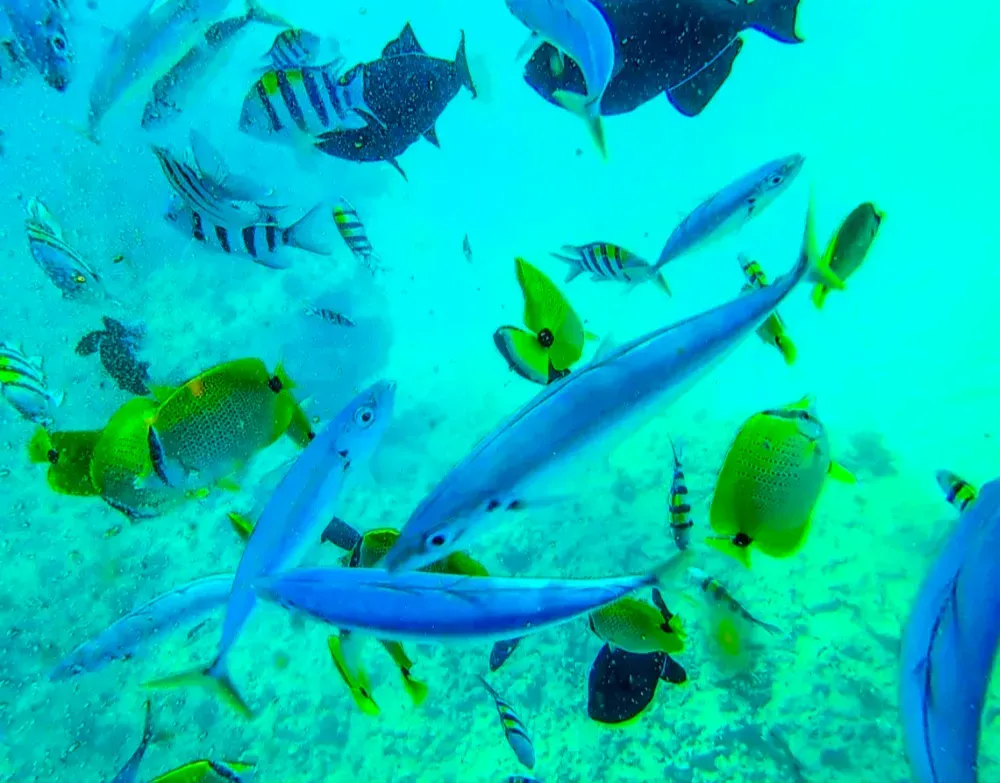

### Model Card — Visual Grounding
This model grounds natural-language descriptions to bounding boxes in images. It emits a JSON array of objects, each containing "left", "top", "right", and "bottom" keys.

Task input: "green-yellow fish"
[
  {"left": 28, "top": 426, "right": 103, "bottom": 497},
  {"left": 147, "top": 357, "right": 311, "bottom": 491},
  {"left": 148, "top": 759, "right": 256, "bottom": 782},
  {"left": 588, "top": 592, "right": 686, "bottom": 655},
  {"left": 812, "top": 202, "right": 884, "bottom": 309},
  {"left": 707, "top": 395, "right": 854, "bottom": 567}
]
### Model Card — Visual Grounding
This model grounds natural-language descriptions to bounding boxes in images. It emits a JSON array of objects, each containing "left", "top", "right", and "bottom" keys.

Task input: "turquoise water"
[{"left": 2, "top": 0, "right": 1000, "bottom": 780}]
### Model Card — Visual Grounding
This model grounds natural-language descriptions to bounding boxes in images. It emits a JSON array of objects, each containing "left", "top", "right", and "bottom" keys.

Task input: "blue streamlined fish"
[
  {"left": 654, "top": 154, "right": 807, "bottom": 272},
  {"left": 50, "top": 575, "right": 232, "bottom": 680},
  {"left": 900, "top": 477, "right": 1000, "bottom": 783},
  {"left": 256, "top": 553, "right": 690, "bottom": 642},
  {"left": 505, "top": 0, "right": 615, "bottom": 157},
  {"left": 383, "top": 199, "right": 819, "bottom": 573},
  {"left": 479, "top": 675, "right": 535, "bottom": 769},
  {"left": 146, "top": 381, "right": 395, "bottom": 717},
  {"left": 0, "top": 0, "right": 72, "bottom": 90},
  {"left": 110, "top": 701, "right": 153, "bottom": 783}
]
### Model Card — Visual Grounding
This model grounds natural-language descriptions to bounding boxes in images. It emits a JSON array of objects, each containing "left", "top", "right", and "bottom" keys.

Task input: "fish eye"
[
  {"left": 427, "top": 530, "right": 452, "bottom": 549},
  {"left": 354, "top": 405, "right": 375, "bottom": 427},
  {"left": 74, "top": 274, "right": 86, "bottom": 284},
  {"left": 769, "top": 175, "right": 783, "bottom": 186},
  {"left": 50, "top": 33, "right": 66, "bottom": 52}
]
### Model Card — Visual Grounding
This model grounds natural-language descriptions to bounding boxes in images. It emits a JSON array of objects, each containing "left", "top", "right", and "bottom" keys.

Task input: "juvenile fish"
[
  {"left": 384, "top": 198, "right": 820, "bottom": 572},
  {"left": 50, "top": 575, "right": 232, "bottom": 680},
  {"left": 479, "top": 675, "right": 535, "bottom": 770},
  {"left": 333, "top": 200, "right": 381, "bottom": 272},
  {"left": 146, "top": 382, "right": 395, "bottom": 717},
  {"left": 689, "top": 567, "right": 781, "bottom": 635},
  {"left": 24, "top": 197, "right": 102, "bottom": 298},
  {"left": 141, "top": 0, "right": 287, "bottom": 129},
  {"left": 463, "top": 233, "right": 473, "bottom": 263},
  {"left": 738, "top": 253, "right": 796, "bottom": 365},
  {"left": 655, "top": 154, "right": 807, "bottom": 272},
  {"left": 305, "top": 305, "right": 355, "bottom": 327},
  {"left": 668, "top": 440, "right": 693, "bottom": 551},
  {"left": 553, "top": 241, "right": 671, "bottom": 295},
  {"left": 255, "top": 553, "right": 690, "bottom": 642}
]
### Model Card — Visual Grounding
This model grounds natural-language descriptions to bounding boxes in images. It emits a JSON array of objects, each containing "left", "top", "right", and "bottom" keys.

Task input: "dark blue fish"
[
  {"left": 523, "top": 0, "right": 802, "bottom": 118},
  {"left": 490, "top": 637, "right": 523, "bottom": 671},
  {"left": 314, "top": 23, "right": 476, "bottom": 180},
  {"left": 900, "top": 477, "right": 1000, "bottom": 783}
]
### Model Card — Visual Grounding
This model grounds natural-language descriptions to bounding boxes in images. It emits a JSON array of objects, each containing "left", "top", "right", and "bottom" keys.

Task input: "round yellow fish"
[
  {"left": 707, "top": 395, "right": 854, "bottom": 567},
  {"left": 812, "top": 202, "right": 884, "bottom": 309},
  {"left": 589, "top": 596, "right": 686, "bottom": 655}
]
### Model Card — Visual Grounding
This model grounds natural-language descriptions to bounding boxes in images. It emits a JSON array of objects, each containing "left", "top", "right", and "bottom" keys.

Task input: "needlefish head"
[{"left": 332, "top": 379, "right": 396, "bottom": 469}]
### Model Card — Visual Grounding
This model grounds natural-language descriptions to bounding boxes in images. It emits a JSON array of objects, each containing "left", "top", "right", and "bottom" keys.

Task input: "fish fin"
[
  {"left": 654, "top": 272, "right": 672, "bottom": 297},
  {"left": 810, "top": 283, "right": 829, "bottom": 309},
  {"left": 75, "top": 331, "right": 102, "bottom": 356},
  {"left": 584, "top": 331, "right": 599, "bottom": 341},
  {"left": 216, "top": 477, "right": 241, "bottom": 492},
  {"left": 228, "top": 511, "right": 255, "bottom": 541},
  {"left": 400, "top": 671, "right": 429, "bottom": 707},
  {"left": 321, "top": 516, "right": 362, "bottom": 549},
  {"left": 749, "top": 0, "right": 804, "bottom": 43},
  {"left": 243, "top": 0, "right": 290, "bottom": 28},
  {"left": 467, "top": 52, "right": 492, "bottom": 102},
  {"left": 327, "top": 635, "right": 380, "bottom": 715},
  {"left": 800, "top": 202, "right": 845, "bottom": 292},
  {"left": 493, "top": 326, "right": 551, "bottom": 385},
  {"left": 705, "top": 535, "right": 753, "bottom": 568},
  {"left": 422, "top": 124, "right": 440, "bottom": 147},
  {"left": 27, "top": 427, "right": 53, "bottom": 463},
  {"left": 147, "top": 425, "right": 182, "bottom": 487},
  {"left": 383, "top": 22, "right": 425, "bottom": 57},
  {"left": 454, "top": 30, "right": 477, "bottom": 98},
  {"left": 387, "top": 158, "right": 408, "bottom": 181},
  {"left": 775, "top": 334, "right": 797, "bottom": 365},
  {"left": 649, "top": 551, "right": 694, "bottom": 586},
  {"left": 553, "top": 90, "right": 606, "bottom": 159},
  {"left": 593, "top": 333, "right": 619, "bottom": 362},
  {"left": 515, "top": 32, "right": 540, "bottom": 61},
  {"left": 283, "top": 204, "right": 333, "bottom": 256},
  {"left": 564, "top": 266, "right": 583, "bottom": 282},
  {"left": 828, "top": 461, "right": 856, "bottom": 483},
  {"left": 666, "top": 37, "right": 743, "bottom": 117},
  {"left": 51, "top": 390, "right": 65, "bottom": 407},
  {"left": 144, "top": 663, "right": 254, "bottom": 719},
  {"left": 188, "top": 129, "right": 229, "bottom": 185},
  {"left": 149, "top": 384, "right": 175, "bottom": 403}
]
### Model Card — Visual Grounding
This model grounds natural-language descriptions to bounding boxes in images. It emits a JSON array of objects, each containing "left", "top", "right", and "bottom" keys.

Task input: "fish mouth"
[{"left": 47, "top": 72, "right": 69, "bottom": 91}]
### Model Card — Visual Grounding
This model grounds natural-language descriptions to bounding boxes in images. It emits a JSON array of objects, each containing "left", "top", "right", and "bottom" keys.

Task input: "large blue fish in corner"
[
  {"left": 900, "top": 477, "right": 1000, "bottom": 783},
  {"left": 523, "top": 0, "right": 803, "bottom": 118}
]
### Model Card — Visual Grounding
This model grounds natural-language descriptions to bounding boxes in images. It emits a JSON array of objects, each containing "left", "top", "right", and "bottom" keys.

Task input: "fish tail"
[
  {"left": 775, "top": 334, "right": 797, "bottom": 365},
  {"left": 400, "top": 671, "right": 430, "bottom": 707},
  {"left": 284, "top": 204, "right": 333, "bottom": 256},
  {"left": 756, "top": 619, "right": 784, "bottom": 636},
  {"left": 227, "top": 511, "right": 255, "bottom": 541},
  {"left": 648, "top": 550, "right": 695, "bottom": 586},
  {"left": 454, "top": 30, "right": 477, "bottom": 98},
  {"left": 705, "top": 536, "right": 753, "bottom": 568},
  {"left": 28, "top": 426, "right": 53, "bottom": 463},
  {"left": 143, "top": 660, "right": 255, "bottom": 719},
  {"left": 788, "top": 188, "right": 844, "bottom": 293},
  {"left": 749, "top": 0, "right": 804, "bottom": 43},
  {"left": 327, "top": 635, "right": 381, "bottom": 716},
  {"left": 810, "top": 283, "right": 829, "bottom": 309},
  {"left": 244, "top": 0, "right": 289, "bottom": 27},
  {"left": 553, "top": 90, "right": 607, "bottom": 160},
  {"left": 654, "top": 271, "right": 672, "bottom": 297}
]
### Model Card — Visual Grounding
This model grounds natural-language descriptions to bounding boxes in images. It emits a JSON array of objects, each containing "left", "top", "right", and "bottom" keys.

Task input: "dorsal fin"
[{"left": 382, "top": 22, "right": 424, "bottom": 58}]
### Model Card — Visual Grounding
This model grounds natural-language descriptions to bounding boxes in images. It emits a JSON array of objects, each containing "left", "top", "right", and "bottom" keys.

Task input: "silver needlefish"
[
  {"left": 505, "top": 0, "right": 615, "bottom": 158},
  {"left": 145, "top": 381, "right": 395, "bottom": 718},
  {"left": 141, "top": 0, "right": 287, "bottom": 129},
  {"left": 0, "top": 0, "right": 72, "bottom": 91},
  {"left": 900, "top": 476, "right": 1000, "bottom": 783},
  {"left": 255, "top": 552, "right": 690, "bottom": 642},
  {"left": 110, "top": 701, "right": 153, "bottom": 783},
  {"left": 50, "top": 574, "right": 232, "bottom": 680},
  {"left": 653, "top": 154, "right": 807, "bottom": 272},
  {"left": 383, "top": 198, "right": 820, "bottom": 573},
  {"left": 86, "top": 0, "right": 233, "bottom": 139}
]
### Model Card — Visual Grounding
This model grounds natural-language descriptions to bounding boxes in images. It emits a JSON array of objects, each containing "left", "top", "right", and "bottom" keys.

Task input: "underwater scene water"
[{"left": 1, "top": 0, "right": 1000, "bottom": 780}]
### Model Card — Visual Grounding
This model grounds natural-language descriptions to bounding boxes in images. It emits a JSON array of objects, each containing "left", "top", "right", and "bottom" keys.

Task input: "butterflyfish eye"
[{"left": 537, "top": 328, "right": 554, "bottom": 348}]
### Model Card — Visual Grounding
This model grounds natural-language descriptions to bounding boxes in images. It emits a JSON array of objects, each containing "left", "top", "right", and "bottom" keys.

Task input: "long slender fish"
[
  {"left": 110, "top": 701, "right": 153, "bottom": 783},
  {"left": 900, "top": 477, "right": 1000, "bottom": 783},
  {"left": 146, "top": 381, "right": 395, "bottom": 717},
  {"left": 256, "top": 553, "right": 689, "bottom": 642},
  {"left": 478, "top": 675, "right": 536, "bottom": 770},
  {"left": 654, "top": 154, "right": 806, "bottom": 271},
  {"left": 86, "top": 0, "right": 233, "bottom": 138},
  {"left": 383, "top": 200, "right": 819, "bottom": 572},
  {"left": 50, "top": 575, "right": 232, "bottom": 680}
]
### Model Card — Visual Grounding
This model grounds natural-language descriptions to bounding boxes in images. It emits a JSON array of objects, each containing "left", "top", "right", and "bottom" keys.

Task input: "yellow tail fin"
[
  {"left": 144, "top": 664, "right": 254, "bottom": 719},
  {"left": 401, "top": 673, "right": 430, "bottom": 707},
  {"left": 810, "top": 283, "right": 829, "bottom": 309},
  {"left": 705, "top": 536, "right": 753, "bottom": 568}
]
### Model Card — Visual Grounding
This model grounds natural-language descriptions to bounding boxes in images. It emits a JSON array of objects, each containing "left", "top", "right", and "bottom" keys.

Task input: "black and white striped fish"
[
  {"left": 165, "top": 196, "right": 331, "bottom": 268},
  {"left": 936, "top": 470, "right": 977, "bottom": 512},
  {"left": 689, "top": 567, "right": 782, "bottom": 636},
  {"left": 333, "top": 200, "right": 381, "bottom": 273},
  {"left": 151, "top": 134, "right": 269, "bottom": 227},
  {"left": 239, "top": 60, "right": 381, "bottom": 142},
  {"left": 265, "top": 28, "right": 323, "bottom": 68},
  {"left": 478, "top": 675, "right": 535, "bottom": 771},
  {"left": 668, "top": 440, "right": 693, "bottom": 551},
  {"left": 552, "top": 241, "right": 671, "bottom": 296},
  {"left": 24, "top": 197, "right": 102, "bottom": 298},
  {"left": 738, "top": 253, "right": 796, "bottom": 365}
]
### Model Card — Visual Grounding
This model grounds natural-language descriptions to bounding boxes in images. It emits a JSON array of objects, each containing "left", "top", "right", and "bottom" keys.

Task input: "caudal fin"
[
  {"left": 811, "top": 283, "right": 830, "bottom": 309},
  {"left": 775, "top": 334, "right": 797, "bottom": 365},
  {"left": 553, "top": 90, "right": 606, "bottom": 159},
  {"left": 400, "top": 671, "right": 429, "bottom": 707},
  {"left": 654, "top": 272, "right": 672, "bottom": 297},
  {"left": 284, "top": 204, "right": 333, "bottom": 256},
  {"left": 705, "top": 536, "right": 753, "bottom": 568},
  {"left": 750, "top": 0, "right": 804, "bottom": 43},
  {"left": 144, "top": 662, "right": 254, "bottom": 719},
  {"left": 454, "top": 31, "right": 477, "bottom": 98},
  {"left": 244, "top": 0, "right": 289, "bottom": 27}
]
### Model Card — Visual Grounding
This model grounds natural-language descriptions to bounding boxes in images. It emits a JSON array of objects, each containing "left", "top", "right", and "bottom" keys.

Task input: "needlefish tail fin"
[
  {"left": 552, "top": 90, "right": 606, "bottom": 160},
  {"left": 143, "top": 661, "right": 254, "bottom": 720},
  {"left": 649, "top": 550, "right": 695, "bottom": 585}
]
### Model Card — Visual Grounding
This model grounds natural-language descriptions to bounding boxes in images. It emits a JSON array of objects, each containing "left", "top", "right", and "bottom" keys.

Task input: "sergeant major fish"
[
  {"left": 552, "top": 241, "right": 671, "bottom": 295},
  {"left": 0, "top": 0, "right": 72, "bottom": 90},
  {"left": 383, "top": 199, "right": 821, "bottom": 573},
  {"left": 141, "top": 0, "right": 288, "bottom": 129},
  {"left": 264, "top": 27, "right": 323, "bottom": 68},
  {"left": 24, "top": 197, "right": 102, "bottom": 299},
  {"left": 654, "top": 154, "right": 809, "bottom": 272},
  {"left": 333, "top": 200, "right": 381, "bottom": 273},
  {"left": 0, "top": 340, "right": 63, "bottom": 425},
  {"left": 668, "top": 439, "right": 693, "bottom": 551},
  {"left": 146, "top": 381, "right": 395, "bottom": 717},
  {"left": 478, "top": 675, "right": 535, "bottom": 770},
  {"left": 505, "top": 0, "right": 615, "bottom": 157},
  {"left": 937, "top": 470, "right": 977, "bottom": 512},
  {"left": 165, "top": 196, "right": 331, "bottom": 269}
]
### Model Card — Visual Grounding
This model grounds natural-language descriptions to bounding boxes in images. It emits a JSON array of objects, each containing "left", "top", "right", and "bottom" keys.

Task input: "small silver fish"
[
  {"left": 24, "top": 198, "right": 102, "bottom": 298},
  {"left": 305, "top": 305, "right": 355, "bottom": 327},
  {"left": 333, "top": 200, "right": 381, "bottom": 273},
  {"left": 479, "top": 676, "right": 535, "bottom": 770},
  {"left": 463, "top": 233, "right": 473, "bottom": 263}
]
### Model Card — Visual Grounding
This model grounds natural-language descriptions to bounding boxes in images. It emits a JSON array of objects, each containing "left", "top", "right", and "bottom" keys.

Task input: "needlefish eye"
[
  {"left": 354, "top": 405, "right": 375, "bottom": 427},
  {"left": 426, "top": 529, "right": 453, "bottom": 549}
]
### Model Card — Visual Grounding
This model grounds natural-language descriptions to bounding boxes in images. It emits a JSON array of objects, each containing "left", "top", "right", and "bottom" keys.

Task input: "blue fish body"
[
  {"left": 383, "top": 207, "right": 814, "bottom": 573},
  {"left": 654, "top": 154, "right": 805, "bottom": 271},
  {"left": 1, "top": 0, "right": 72, "bottom": 90},
  {"left": 900, "top": 478, "right": 1000, "bottom": 783},
  {"left": 256, "top": 554, "right": 685, "bottom": 642}
]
